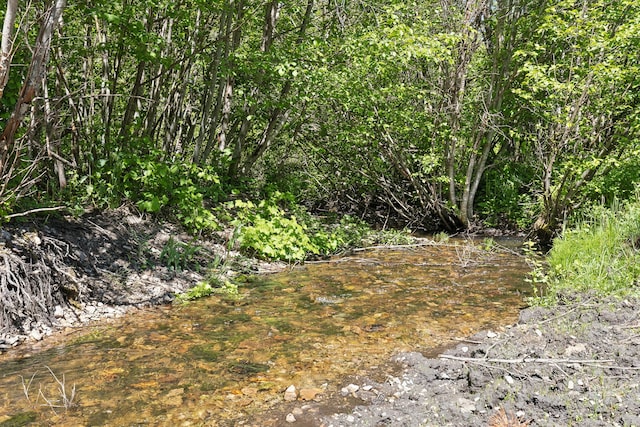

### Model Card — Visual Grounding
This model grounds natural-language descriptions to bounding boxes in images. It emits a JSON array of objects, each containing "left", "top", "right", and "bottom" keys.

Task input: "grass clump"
[{"left": 535, "top": 199, "right": 640, "bottom": 304}]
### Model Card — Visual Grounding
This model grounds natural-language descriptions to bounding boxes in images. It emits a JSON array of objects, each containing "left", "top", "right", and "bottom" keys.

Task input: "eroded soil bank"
[{"left": 272, "top": 294, "right": 640, "bottom": 427}]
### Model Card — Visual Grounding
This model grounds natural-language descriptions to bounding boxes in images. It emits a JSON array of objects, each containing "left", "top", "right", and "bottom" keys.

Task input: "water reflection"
[{"left": 0, "top": 239, "right": 531, "bottom": 426}]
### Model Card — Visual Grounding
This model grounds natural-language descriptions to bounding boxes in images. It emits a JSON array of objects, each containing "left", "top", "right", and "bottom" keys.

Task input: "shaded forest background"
[{"left": 1, "top": 0, "right": 639, "bottom": 247}]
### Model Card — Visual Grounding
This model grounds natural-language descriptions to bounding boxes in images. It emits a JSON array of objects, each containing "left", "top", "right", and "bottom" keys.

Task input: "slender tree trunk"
[
  {"left": 0, "top": 0, "right": 18, "bottom": 99},
  {"left": 0, "top": 0, "right": 66, "bottom": 173}
]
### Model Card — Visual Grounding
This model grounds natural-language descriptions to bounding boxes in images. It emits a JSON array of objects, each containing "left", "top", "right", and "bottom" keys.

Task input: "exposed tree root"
[{"left": 0, "top": 230, "right": 85, "bottom": 335}]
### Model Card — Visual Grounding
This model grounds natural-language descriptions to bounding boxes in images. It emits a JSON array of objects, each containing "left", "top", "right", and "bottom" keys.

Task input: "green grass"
[{"left": 534, "top": 198, "right": 640, "bottom": 304}]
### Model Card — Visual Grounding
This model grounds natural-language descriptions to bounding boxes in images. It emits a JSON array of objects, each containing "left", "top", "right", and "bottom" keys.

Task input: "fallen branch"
[
  {"left": 351, "top": 241, "right": 438, "bottom": 252},
  {"left": 439, "top": 354, "right": 614, "bottom": 365},
  {"left": 6, "top": 206, "right": 65, "bottom": 219}
]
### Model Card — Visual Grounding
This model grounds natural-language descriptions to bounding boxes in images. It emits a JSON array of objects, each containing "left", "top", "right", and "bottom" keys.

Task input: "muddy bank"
[{"left": 275, "top": 294, "right": 640, "bottom": 426}]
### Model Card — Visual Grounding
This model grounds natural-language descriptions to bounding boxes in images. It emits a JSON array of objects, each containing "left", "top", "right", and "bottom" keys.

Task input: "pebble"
[
  {"left": 504, "top": 375, "right": 515, "bottom": 385},
  {"left": 54, "top": 305, "right": 65, "bottom": 318},
  {"left": 286, "top": 413, "right": 296, "bottom": 423},
  {"left": 284, "top": 385, "right": 297, "bottom": 402},
  {"left": 341, "top": 384, "right": 359, "bottom": 396},
  {"left": 457, "top": 397, "right": 476, "bottom": 414},
  {"left": 29, "top": 329, "right": 42, "bottom": 341},
  {"left": 486, "top": 331, "right": 498, "bottom": 338},
  {"left": 299, "top": 387, "right": 323, "bottom": 401}
]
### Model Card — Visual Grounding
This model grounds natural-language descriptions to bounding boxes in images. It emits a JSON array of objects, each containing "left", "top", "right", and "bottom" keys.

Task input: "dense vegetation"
[
  {"left": 531, "top": 196, "right": 640, "bottom": 304},
  {"left": 1, "top": 0, "right": 639, "bottom": 253}
]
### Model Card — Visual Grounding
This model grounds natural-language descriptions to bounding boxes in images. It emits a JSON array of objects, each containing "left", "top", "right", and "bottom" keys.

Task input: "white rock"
[
  {"left": 564, "top": 343, "right": 587, "bottom": 357},
  {"left": 53, "top": 305, "right": 65, "bottom": 318},
  {"left": 286, "top": 413, "right": 296, "bottom": 423},
  {"left": 29, "top": 329, "right": 42, "bottom": 341},
  {"left": 486, "top": 331, "right": 498, "bottom": 338},
  {"left": 504, "top": 375, "right": 515, "bottom": 385},
  {"left": 284, "top": 385, "right": 297, "bottom": 402},
  {"left": 346, "top": 415, "right": 355, "bottom": 422},
  {"left": 457, "top": 397, "right": 476, "bottom": 414},
  {"left": 568, "top": 380, "right": 574, "bottom": 390},
  {"left": 341, "top": 383, "right": 359, "bottom": 396}
]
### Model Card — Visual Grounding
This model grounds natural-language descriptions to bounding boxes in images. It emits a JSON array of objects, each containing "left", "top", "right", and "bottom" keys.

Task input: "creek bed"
[{"left": 0, "top": 238, "right": 531, "bottom": 426}]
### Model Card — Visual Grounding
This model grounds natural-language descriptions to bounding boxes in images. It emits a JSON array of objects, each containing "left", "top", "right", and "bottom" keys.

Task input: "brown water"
[{"left": 0, "top": 239, "right": 531, "bottom": 426}]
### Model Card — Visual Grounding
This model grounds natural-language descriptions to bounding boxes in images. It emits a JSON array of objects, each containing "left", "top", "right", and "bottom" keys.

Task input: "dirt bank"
[
  {"left": 274, "top": 294, "right": 640, "bottom": 426},
  {"left": 0, "top": 208, "right": 284, "bottom": 351}
]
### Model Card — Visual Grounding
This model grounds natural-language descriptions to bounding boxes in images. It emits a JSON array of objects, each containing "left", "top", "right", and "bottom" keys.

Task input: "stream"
[{"left": 0, "top": 238, "right": 532, "bottom": 426}]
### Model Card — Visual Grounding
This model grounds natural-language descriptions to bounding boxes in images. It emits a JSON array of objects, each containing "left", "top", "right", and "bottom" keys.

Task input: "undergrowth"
[
  {"left": 222, "top": 192, "right": 414, "bottom": 262},
  {"left": 531, "top": 198, "right": 640, "bottom": 305}
]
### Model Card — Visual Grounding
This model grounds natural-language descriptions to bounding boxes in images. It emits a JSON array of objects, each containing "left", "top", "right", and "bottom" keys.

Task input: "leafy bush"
[
  {"left": 226, "top": 194, "right": 416, "bottom": 261},
  {"left": 70, "top": 148, "right": 223, "bottom": 232},
  {"left": 477, "top": 163, "right": 537, "bottom": 230},
  {"left": 228, "top": 194, "right": 328, "bottom": 261},
  {"left": 175, "top": 279, "right": 239, "bottom": 303}
]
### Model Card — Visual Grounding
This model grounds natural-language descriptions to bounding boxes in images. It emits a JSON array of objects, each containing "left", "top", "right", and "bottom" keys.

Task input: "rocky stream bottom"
[{"left": 271, "top": 294, "right": 640, "bottom": 427}]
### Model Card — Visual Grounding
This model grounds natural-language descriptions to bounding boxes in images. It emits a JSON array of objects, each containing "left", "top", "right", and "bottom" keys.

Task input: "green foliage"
[
  {"left": 69, "top": 148, "right": 223, "bottom": 233},
  {"left": 159, "top": 237, "right": 201, "bottom": 272},
  {"left": 477, "top": 163, "right": 538, "bottom": 229},
  {"left": 223, "top": 192, "right": 412, "bottom": 261},
  {"left": 227, "top": 194, "right": 324, "bottom": 261},
  {"left": 175, "top": 279, "right": 239, "bottom": 303},
  {"left": 535, "top": 199, "right": 640, "bottom": 304},
  {"left": 522, "top": 240, "right": 551, "bottom": 305},
  {"left": 584, "top": 154, "right": 640, "bottom": 205}
]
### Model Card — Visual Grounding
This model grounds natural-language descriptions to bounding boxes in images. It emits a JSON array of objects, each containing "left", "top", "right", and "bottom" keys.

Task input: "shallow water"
[{"left": 0, "top": 239, "right": 532, "bottom": 426}]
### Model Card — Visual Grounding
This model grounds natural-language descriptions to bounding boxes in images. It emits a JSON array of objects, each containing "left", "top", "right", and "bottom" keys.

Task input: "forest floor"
[{"left": 2, "top": 211, "right": 640, "bottom": 426}]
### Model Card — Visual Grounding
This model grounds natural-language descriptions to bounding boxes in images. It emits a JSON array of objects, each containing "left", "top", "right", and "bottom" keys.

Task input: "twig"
[
  {"left": 439, "top": 354, "right": 614, "bottom": 365},
  {"left": 453, "top": 337, "right": 484, "bottom": 344},
  {"left": 20, "top": 372, "right": 38, "bottom": 405},
  {"left": 87, "top": 220, "right": 118, "bottom": 239},
  {"left": 351, "top": 242, "right": 437, "bottom": 252},
  {"left": 6, "top": 206, "right": 65, "bottom": 219}
]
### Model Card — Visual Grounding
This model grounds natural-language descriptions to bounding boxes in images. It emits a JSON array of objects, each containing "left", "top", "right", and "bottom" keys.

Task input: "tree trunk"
[
  {"left": 0, "top": 0, "right": 66, "bottom": 173},
  {"left": 0, "top": 0, "right": 18, "bottom": 99}
]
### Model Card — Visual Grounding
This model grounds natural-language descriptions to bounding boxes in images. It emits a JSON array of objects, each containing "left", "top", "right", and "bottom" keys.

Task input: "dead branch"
[
  {"left": 6, "top": 206, "right": 65, "bottom": 219},
  {"left": 439, "top": 354, "right": 614, "bottom": 365}
]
